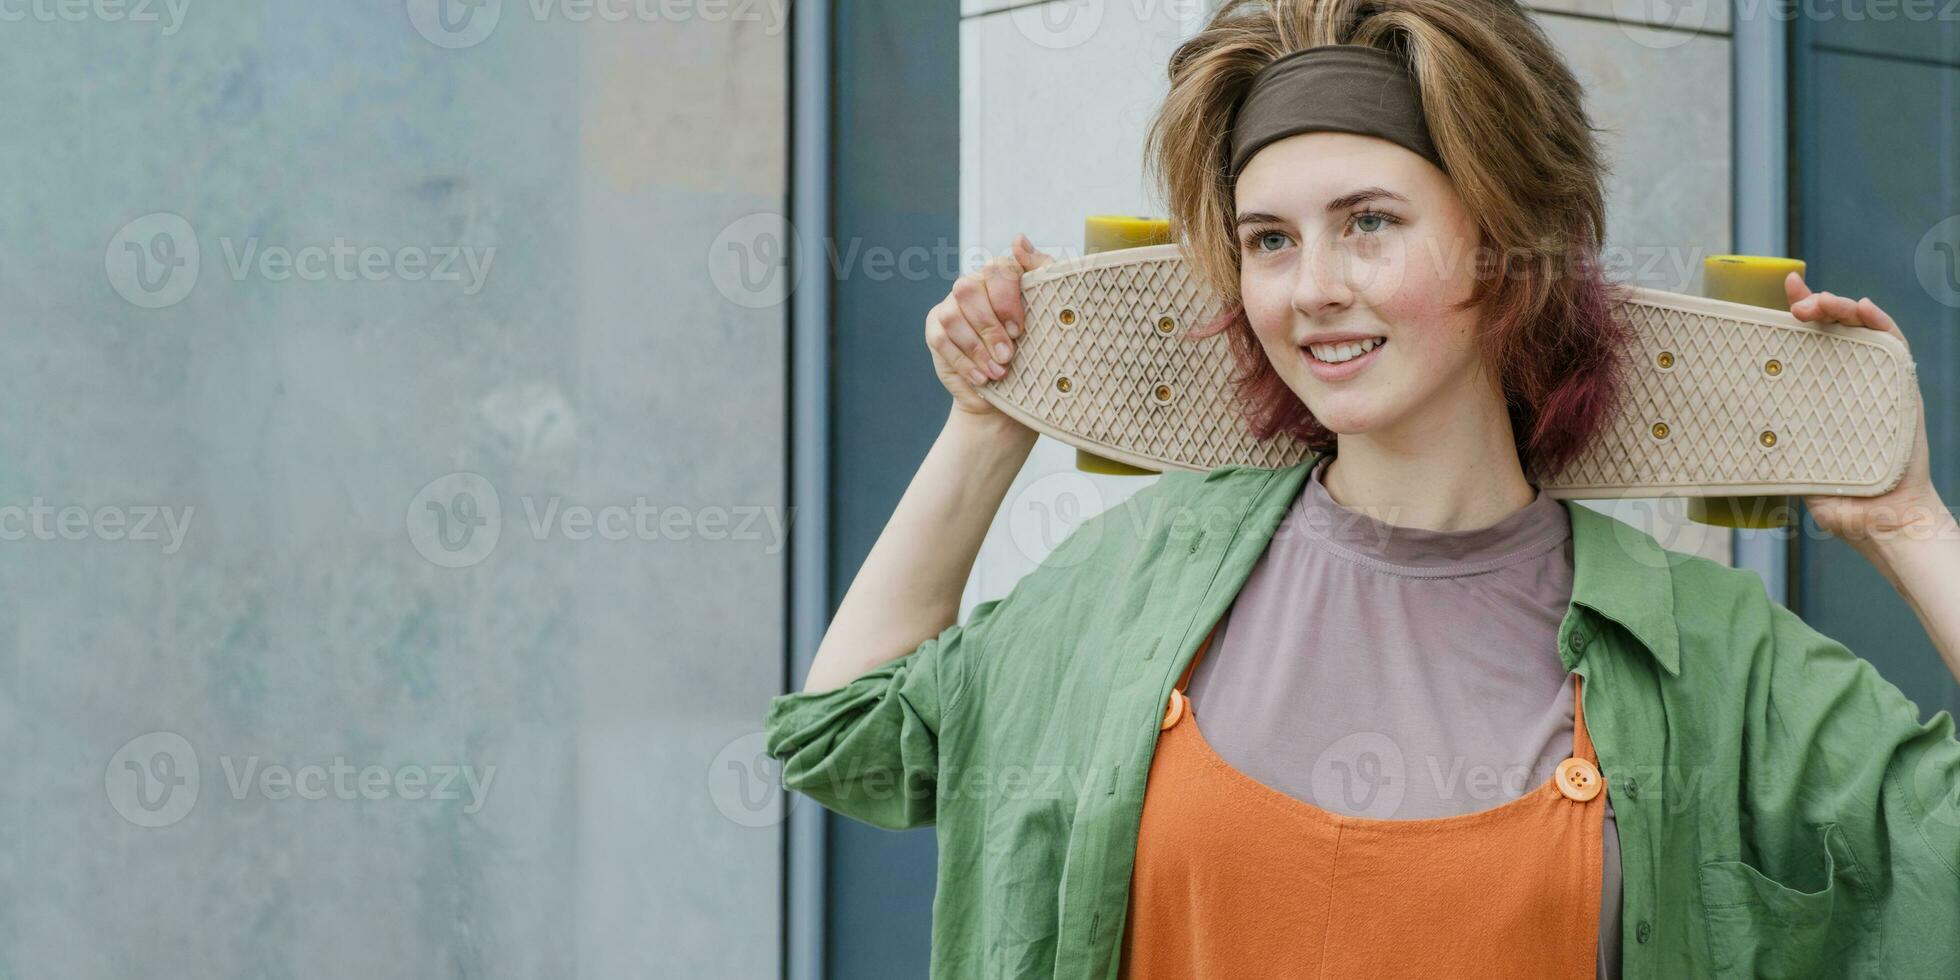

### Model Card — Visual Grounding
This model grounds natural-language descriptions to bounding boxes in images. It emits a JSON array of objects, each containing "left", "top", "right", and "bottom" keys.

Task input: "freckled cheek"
[
  {"left": 1364, "top": 267, "right": 1472, "bottom": 353},
  {"left": 1238, "top": 279, "right": 1294, "bottom": 350}
]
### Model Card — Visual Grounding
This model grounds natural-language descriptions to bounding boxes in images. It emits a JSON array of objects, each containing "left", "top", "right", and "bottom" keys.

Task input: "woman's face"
[{"left": 1234, "top": 132, "right": 1493, "bottom": 443}]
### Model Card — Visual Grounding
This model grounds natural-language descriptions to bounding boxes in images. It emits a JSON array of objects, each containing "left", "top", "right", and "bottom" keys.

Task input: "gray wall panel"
[{"left": 0, "top": 5, "right": 786, "bottom": 977}]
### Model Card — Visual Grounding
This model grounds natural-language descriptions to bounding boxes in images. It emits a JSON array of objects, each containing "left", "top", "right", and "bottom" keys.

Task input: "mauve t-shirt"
[{"left": 1185, "top": 453, "right": 1622, "bottom": 979}]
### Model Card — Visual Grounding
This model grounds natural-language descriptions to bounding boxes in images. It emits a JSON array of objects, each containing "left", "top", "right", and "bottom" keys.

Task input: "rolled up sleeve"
[
  {"left": 1755, "top": 598, "right": 1960, "bottom": 977},
  {"left": 1762, "top": 600, "right": 1960, "bottom": 878},
  {"left": 761, "top": 473, "right": 1170, "bottom": 832},
  {"left": 762, "top": 598, "right": 1000, "bottom": 831}
]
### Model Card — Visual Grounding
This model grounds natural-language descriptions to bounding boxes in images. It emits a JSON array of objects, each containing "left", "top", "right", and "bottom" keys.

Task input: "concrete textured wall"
[
  {"left": 958, "top": 0, "right": 1734, "bottom": 621},
  {"left": 0, "top": 3, "right": 786, "bottom": 977}
]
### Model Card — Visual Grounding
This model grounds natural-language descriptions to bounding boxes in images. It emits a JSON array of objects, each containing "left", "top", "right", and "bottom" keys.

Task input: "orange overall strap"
[
  {"left": 1174, "top": 623, "right": 1220, "bottom": 694},
  {"left": 1571, "top": 673, "right": 1597, "bottom": 764}
]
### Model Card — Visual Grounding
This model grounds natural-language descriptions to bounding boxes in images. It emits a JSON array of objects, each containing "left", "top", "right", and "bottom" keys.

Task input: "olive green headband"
[{"left": 1227, "top": 44, "right": 1444, "bottom": 178}]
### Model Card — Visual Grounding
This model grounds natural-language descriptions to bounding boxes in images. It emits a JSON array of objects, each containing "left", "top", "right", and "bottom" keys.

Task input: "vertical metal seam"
[
  {"left": 1730, "top": 4, "right": 1792, "bottom": 609},
  {"left": 786, "top": 0, "right": 830, "bottom": 978}
]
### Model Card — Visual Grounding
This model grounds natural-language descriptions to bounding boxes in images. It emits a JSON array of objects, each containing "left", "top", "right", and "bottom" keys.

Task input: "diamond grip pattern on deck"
[
  {"left": 1540, "top": 294, "right": 1916, "bottom": 494},
  {"left": 981, "top": 246, "right": 1916, "bottom": 498},
  {"left": 982, "top": 254, "right": 1314, "bottom": 472}
]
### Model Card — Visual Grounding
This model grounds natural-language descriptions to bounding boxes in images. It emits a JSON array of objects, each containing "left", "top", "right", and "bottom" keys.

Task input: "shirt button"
[
  {"left": 1623, "top": 777, "right": 1639, "bottom": 800},
  {"left": 1636, "top": 919, "right": 1652, "bottom": 944},
  {"left": 1160, "top": 690, "right": 1186, "bottom": 731},
  {"left": 1555, "top": 757, "right": 1603, "bottom": 801},
  {"left": 1566, "top": 629, "right": 1588, "bottom": 654}
]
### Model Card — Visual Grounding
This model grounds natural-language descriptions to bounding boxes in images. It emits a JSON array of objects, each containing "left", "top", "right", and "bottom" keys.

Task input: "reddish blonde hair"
[{"left": 1145, "top": 0, "right": 1633, "bottom": 481}]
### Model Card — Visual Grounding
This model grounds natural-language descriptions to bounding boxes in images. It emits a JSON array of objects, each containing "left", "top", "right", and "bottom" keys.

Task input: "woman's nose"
[{"left": 1289, "top": 235, "right": 1356, "bottom": 314}]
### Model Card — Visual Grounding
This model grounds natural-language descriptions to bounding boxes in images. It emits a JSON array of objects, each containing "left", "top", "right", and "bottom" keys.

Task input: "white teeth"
[{"left": 1308, "top": 337, "right": 1385, "bottom": 363}]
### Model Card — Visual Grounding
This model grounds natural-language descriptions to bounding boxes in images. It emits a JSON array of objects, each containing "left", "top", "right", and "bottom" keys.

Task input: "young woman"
[{"left": 766, "top": 1, "right": 1960, "bottom": 976}]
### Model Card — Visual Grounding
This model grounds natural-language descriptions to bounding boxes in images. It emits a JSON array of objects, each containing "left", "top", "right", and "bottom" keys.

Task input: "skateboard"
[{"left": 975, "top": 243, "right": 1919, "bottom": 501}]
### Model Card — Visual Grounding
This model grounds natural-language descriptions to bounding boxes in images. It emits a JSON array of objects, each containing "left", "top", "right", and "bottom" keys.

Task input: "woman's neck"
[{"left": 1318, "top": 410, "right": 1539, "bottom": 533}]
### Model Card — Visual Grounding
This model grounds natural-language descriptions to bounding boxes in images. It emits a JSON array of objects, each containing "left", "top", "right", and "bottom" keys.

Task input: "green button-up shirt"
[{"left": 764, "top": 452, "right": 1960, "bottom": 978}]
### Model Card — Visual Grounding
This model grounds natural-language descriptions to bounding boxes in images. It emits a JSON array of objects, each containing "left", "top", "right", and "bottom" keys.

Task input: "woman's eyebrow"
[
  {"left": 1232, "top": 210, "right": 1286, "bottom": 228},
  {"left": 1324, "top": 187, "right": 1410, "bottom": 211},
  {"left": 1234, "top": 188, "right": 1411, "bottom": 228}
]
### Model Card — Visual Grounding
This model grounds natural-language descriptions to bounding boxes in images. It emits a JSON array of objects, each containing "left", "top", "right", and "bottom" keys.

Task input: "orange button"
[
  {"left": 1160, "top": 690, "right": 1186, "bottom": 731},
  {"left": 1555, "top": 758, "right": 1603, "bottom": 801}
]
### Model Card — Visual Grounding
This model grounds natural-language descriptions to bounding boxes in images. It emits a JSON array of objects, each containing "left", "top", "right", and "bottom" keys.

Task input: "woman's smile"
[{"left": 1300, "top": 335, "right": 1388, "bottom": 381}]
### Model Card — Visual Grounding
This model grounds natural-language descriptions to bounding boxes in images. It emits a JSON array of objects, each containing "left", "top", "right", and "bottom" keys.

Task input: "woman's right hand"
[{"left": 927, "top": 233, "right": 1054, "bottom": 417}]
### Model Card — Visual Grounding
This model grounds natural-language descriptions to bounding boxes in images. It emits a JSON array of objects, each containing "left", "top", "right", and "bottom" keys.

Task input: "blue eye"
[
  {"left": 1242, "top": 230, "right": 1290, "bottom": 253},
  {"left": 1350, "top": 211, "right": 1397, "bottom": 234}
]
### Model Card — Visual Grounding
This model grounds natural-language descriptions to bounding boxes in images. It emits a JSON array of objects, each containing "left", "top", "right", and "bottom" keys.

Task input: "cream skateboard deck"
[{"left": 975, "top": 244, "right": 1918, "bottom": 500}]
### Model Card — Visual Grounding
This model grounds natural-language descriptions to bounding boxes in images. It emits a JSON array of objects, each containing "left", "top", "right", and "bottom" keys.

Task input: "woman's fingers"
[
  {"left": 921, "top": 234, "right": 1052, "bottom": 404},
  {"left": 951, "top": 270, "right": 1013, "bottom": 378},
  {"left": 1012, "top": 233, "right": 1054, "bottom": 273},
  {"left": 928, "top": 304, "right": 992, "bottom": 387},
  {"left": 1793, "top": 289, "right": 1861, "bottom": 324},
  {"left": 1853, "top": 296, "right": 1902, "bottom": 338},
  {"left": 1786, "top": 272, "right": 1846, "bottom": 321},
  {"left": 1786, "top": 273, "right": 1858, "bottom": 322},
  {"left": 983, "top": 255, "right": 1026, "bottom": 340},
  {"left": 1786, "top": 272, "right": 1908, "bottom": 346}
]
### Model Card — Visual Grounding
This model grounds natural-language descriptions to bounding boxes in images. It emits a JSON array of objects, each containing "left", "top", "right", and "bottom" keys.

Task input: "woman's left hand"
[{"left": 1783, "top": 272, "right": 1946, "bottom": 554}]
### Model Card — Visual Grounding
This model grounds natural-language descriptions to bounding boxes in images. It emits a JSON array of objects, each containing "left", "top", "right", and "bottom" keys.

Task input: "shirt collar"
[{"left": 1261, "top": 452, "right": 1681, "bottom": 677}]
